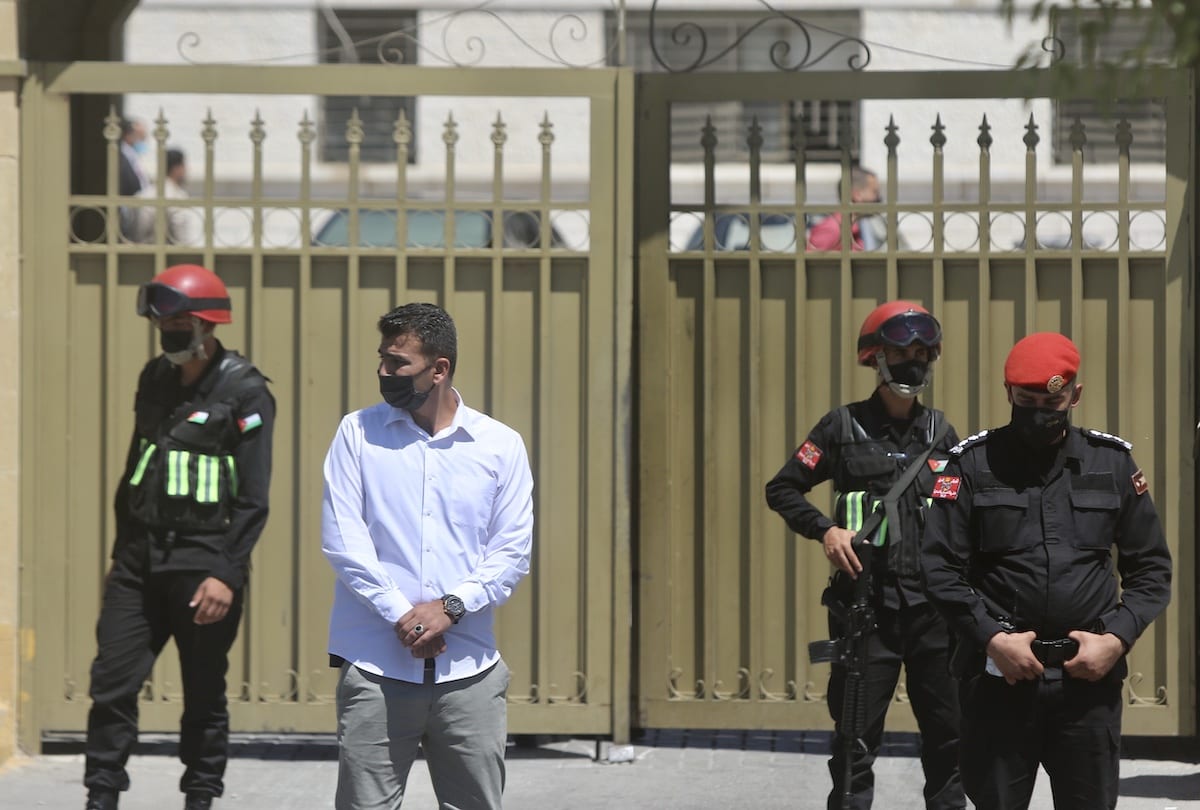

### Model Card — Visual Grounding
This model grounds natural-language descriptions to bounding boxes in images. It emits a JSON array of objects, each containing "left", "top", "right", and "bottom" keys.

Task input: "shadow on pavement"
[{"left": 1118, "top": 772, "right": 1200, "bottom": 801}]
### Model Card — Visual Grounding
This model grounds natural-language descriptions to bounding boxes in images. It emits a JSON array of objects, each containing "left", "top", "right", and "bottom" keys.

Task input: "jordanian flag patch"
[
  {"left": 238, "top": 413, "right": 263, "bottom": 433},
  {"left": 927, "top": 458, "right": 948, "bottom": 473},
  {"left": 186, "top": 411, "right": 210, "bottom": 424}
]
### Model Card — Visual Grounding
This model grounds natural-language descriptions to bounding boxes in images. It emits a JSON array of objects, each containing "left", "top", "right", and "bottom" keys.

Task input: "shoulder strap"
[
  {"left": 856, "top": 416, "right": 950, "bottom": 547},
  {"left": 203, "top": 354, "right": 266, "bottom": 405}
]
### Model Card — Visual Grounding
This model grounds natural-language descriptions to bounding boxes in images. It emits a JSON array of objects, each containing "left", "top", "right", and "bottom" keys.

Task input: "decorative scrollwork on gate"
[
  {"left": 179, "top": 5, "right": 617, "bottom": 69},
  {"left": 648, "top": 0, "right": 870, "bottom": 73},
  {"left": 1126, "top": 672, "right": 1168, "bottom": 706}
]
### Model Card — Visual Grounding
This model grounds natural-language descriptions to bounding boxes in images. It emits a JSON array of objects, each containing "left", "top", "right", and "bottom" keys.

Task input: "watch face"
[{"left": 443, "top": 595, "right": 465, "bottom": 618}]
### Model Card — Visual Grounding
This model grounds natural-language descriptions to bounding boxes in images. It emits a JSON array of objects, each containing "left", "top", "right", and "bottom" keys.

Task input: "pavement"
[{"left": 1, "top": 731, "right": 1197, "bottom": 809}]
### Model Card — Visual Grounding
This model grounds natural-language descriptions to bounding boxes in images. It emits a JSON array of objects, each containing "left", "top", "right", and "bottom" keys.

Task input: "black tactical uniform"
[
  {"left": 921, "top": 424, "right": 1172, "bottom": 810},
  {"left": 766, "top": 391, "right": 964, "bottom": 810},
  {"left": 85, "top": 341, "right": 274, "bottom": 801}
]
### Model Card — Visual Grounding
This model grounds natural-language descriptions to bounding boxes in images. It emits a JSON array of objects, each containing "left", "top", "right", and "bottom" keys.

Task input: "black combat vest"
[
  {"left": 126, "top": 352, "right": 265, "bottom": 533},
  {"left": 830, "top": 405, "right": 943, "bottom": 577}
]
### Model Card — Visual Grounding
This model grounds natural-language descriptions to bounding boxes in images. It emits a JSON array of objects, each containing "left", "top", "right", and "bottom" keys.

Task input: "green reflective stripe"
[
  {"left": 208, "top": 455, "right": 222, "bottom": 502},
  {"left": 195, "top": 455, "right": 221, "bottom": 503},
  {"left": 874, "top": 513, "right": 889, "bottom": 547},
  {"left": 167, "top": 450, "right": 191, "bottom": 497},
  {"left": 839, "top": 490, "right": 891, "bottom": 546},
  {"left": 128, "top": 444, "right": 157, "bottom": 487},
  {"left": 225, "top": 456, "right": 238, "bottom": 496},
  {"left": 841, "top": 491, "right": 864, "bottom": 532}
]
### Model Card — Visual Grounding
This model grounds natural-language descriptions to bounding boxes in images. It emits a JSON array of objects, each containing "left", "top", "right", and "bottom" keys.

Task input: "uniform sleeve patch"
[
  {"left": 238, "top": 413, "right": 264, "bottom": 433},
  {"left": 931, "top": 475, "right": 961, "bottom": 500},
  {"left": 1131, "top": 468, "right": 1149, "bottom": 495},
  {"left": 186, "top": 411, "right": 210, "bottom": 424},
  {"left": 928, "top": 458, "right": 948, "bottom": 473},
  {"left": 795, "top": 440, "right": 823, "bottom": 469}
]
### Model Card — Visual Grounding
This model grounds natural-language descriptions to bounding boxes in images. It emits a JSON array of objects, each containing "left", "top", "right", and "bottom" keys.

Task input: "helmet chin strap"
[{"left": 874, "top": 350, "right": 930, "bottom": 398}]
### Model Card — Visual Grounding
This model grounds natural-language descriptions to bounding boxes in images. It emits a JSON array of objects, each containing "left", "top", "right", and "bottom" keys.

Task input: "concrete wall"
[{"left": 0, "top": 0, "right": 22, "bottom": 768}]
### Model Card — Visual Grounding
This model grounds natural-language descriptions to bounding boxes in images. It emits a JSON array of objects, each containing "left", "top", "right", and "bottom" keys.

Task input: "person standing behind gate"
[
  {"left": 765, "top": 301, "right": 965, "bottom": 810},
  {"left": 321, "top": 302, "right": 533, "bottom": 810},
  {"left": 921, "top": 332, "right": 1172, "bottom": 810},
  {"left": 84, "top": 264, "right": 275, "bottom": 810},
  {"left": 807, "top": 166, "right": 885, "bottom": 252}
]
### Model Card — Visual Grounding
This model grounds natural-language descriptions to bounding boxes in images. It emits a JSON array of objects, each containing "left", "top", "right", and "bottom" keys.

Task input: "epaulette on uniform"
[
  {"left": 1085, "top": 428, "right": 1133, "bottom": 451},
  {"left": 949, "top": 429, "right": 990, "bottom": 456}
]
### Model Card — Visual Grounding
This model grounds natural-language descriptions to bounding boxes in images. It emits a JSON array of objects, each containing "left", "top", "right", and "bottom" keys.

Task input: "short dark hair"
[
  {"left": 166, "top": 148, "right": 185, "bottom": 173},
  {"left": 378, "top": 302, "right": 457, "bottom": 375}
]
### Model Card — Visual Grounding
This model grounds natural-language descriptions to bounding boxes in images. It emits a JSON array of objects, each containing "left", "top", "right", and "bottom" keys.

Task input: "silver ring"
[{"left": 413, "top": 623, "right": 425, "bottom": 635}]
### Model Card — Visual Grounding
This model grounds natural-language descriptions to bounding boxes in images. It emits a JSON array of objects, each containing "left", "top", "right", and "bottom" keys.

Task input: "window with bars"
[
  {"left": 1052, "top": 11, "right": 1173, "bottom": 164},
  {"left": 317, "top": 9, "right": 418, "bottom": 164},
  {"left": 613, "top": 12, "right": 862, "bottom": 163}
]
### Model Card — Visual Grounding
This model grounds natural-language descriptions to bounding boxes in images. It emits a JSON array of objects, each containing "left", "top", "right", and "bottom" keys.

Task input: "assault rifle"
[
  {"left": 807, "top": 420, "right": 948, "bottom": 810},
  {"left": 807, "top": 519, "right": 882, "bottom": 810}
]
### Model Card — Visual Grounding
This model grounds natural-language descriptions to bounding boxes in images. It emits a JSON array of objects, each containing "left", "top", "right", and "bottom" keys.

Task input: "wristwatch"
[{"left": 441, "top": 594, "right": 466, "bottom": 624}]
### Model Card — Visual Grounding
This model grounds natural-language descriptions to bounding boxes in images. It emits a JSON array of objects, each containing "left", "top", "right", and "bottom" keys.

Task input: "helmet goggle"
[
  {"left": 137, "top": 282, "right": 230, "bottom": 319},
  {"left": 858, "top": 311, "right": 941, "bottom": 352}
]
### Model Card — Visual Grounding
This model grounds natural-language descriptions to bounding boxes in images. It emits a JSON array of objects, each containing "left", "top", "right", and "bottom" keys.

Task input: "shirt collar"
[
  {"left": 866, "top": 389, "right": 925, "bottom": 424},
  {"left": 383, "top": 387, "right": 478, "bottom": 440},
  {"left": 1061, "top": 424, "right": 1087, "bottom": 461}
]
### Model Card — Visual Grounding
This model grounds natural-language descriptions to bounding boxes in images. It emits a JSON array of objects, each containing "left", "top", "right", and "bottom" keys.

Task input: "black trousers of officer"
[
  {"left": 85, "top": 564, "right": 244, "bottom": 798},
  {"left": 826, "top": 602, "right": 964, "bottom": 810},
  {"left": 958, "top": 667, "right": 1122, "bottom": 810}
]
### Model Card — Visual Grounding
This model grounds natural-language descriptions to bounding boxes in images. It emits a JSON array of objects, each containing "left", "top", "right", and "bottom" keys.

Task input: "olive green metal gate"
[
  {"left": 19, "top": 62, "right": 635, "bottom": 746},
  {"left": 635, "top": 68, "right": 1196, "bottom": 736}
]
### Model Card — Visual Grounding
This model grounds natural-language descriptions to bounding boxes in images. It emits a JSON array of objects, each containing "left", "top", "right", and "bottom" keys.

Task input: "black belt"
[{"left": 1031, "top": 638, "right": 1079, "bottom": 667}]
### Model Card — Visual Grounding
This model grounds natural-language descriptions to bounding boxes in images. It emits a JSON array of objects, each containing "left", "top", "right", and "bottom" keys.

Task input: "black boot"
[
  {"left": 183, "top": 794, "right": 213, "bottom": 810},
  {"left": 85, "top": 790, "right": 118, "bottom": 810}
]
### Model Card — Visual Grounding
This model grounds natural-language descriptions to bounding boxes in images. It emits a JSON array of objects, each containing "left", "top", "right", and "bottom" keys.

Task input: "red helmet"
[
  {"left": 137, "top": 264, "right": 232, "bottom": 324},
  {"left": 857, "top": 300, "right": 941, "bottom": 366}
]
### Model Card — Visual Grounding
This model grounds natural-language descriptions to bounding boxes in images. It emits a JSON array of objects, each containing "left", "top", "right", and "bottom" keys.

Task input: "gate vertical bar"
[
  {"left": 701, "top": 115, "right": 717, "bottom": 702},
  {"left": 296, "top": 111, "right": 315, "bottom": 708},
  {"left": 976, "top": 117, "right": 993, "bottom": 432},
  {"left": 246, "top": 111, "right": 267, "bottom": 706},
  {"left": 1163, "top": 86, "right": 1196, "bottom": 734},
  {"left": 1022, "top": 116, "right": 1039, "bottom": 334},
  {"left": 394, "top": 110, "right": 411, "bottom": 307},
  {"left": 441, "top": 115, "right": 457, "bottom": 313},
  {"left": 636, "top": 75, "right": 673, "bottom": 724},
  {"left": 489, "top": 113, "right": 506, "bottom": 416},
  {"left": 746, "top": 118, "right": 763, "bottom": 704},
  {"left": 1068, "top": 119, "right": 1085, "bottom": 340},
  {"left": 609, "top": 66, "right": 635, "bottom": 744},
  {"left": 930, "top": 116, "right": 946, "bottom": 401}
]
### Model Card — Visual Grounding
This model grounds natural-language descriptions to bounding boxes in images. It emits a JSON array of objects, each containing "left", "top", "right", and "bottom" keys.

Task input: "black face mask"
[
  {"left": 160, "top": 328, "right": 194, "bottom": 354},
  {"left": 887, "top": 359, "right": 929, "bottom": 387},
  {"left": 379, "top": 367, "right": 433, "bottom": 412},
  {"left": 1011, "top": 403, "right": 1071, "bottom": 446}
]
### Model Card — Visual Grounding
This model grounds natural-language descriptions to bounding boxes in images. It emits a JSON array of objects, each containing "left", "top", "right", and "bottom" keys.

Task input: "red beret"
[{"left": 1005, "top": 332, "right": 1080, "bottom": 393}]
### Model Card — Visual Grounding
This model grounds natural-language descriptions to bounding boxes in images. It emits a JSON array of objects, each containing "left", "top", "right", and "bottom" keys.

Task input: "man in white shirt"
[
  {"left": 131, "top": 149, "right": 199, "bottom": 246},
  {"left": 321, "top": 302, "right": 534, "bottom": 810}
]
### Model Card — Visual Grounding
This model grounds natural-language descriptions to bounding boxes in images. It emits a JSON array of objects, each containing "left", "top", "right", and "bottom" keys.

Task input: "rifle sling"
[{"left": 855, "top": 416, "right": 950, "bottom": 548}]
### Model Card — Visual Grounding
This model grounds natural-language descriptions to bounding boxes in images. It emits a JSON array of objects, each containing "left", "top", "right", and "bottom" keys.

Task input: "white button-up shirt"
[{"left": 322, "top": 390, "right": 534, "bottom": 683}]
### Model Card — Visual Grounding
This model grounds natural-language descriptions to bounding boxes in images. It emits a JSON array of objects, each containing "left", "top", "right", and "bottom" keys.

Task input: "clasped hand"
[
  {"left": 394, "top": 601, "right": 452, "bottom": 658},
  {"left": 986, "top": 629, "right": 1125, "bottom": 685}
]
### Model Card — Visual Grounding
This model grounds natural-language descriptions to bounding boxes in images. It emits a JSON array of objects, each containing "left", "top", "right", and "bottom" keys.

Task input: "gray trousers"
[{"left": 335, "top": 659, "right": 509, "bottom": 810}]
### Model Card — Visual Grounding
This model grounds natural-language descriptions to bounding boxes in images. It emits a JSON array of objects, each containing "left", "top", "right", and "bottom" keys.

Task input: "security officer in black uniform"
[
  {"left": 84, "top": 264, "right": 275, "bottom": 810},
  {"left": 921, "top": 331, "right": 1172, "bottom": 810},
  {"left": 766, "top": 301, "right": 965, "bottom": 810}
]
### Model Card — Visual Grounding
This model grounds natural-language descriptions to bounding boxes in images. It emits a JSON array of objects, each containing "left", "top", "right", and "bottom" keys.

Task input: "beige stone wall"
[{"left": 0, "top": 0, "right": 21, "bottom": 767}]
